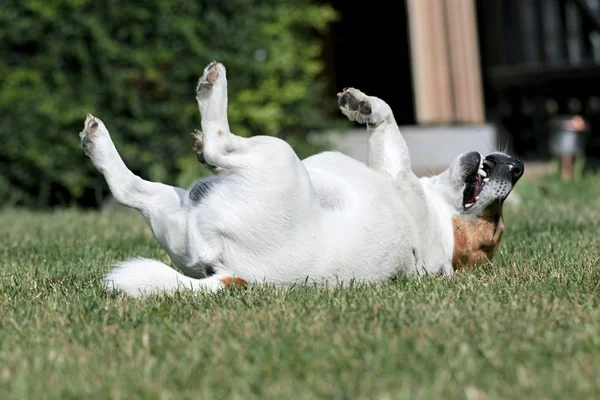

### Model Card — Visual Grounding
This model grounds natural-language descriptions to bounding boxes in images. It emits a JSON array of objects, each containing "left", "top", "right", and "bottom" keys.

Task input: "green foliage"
[{"left": 0, "top": 0, "right": 338, "bottom": 207}]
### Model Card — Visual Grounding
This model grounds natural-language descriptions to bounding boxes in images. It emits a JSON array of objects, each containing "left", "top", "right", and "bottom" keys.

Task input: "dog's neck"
[
  {"left": 419, "top": 172, "right": 463, "bottom": 211},
  {"left": 419, "top": 173, "right": 505, "bottom": 270},
  {"left": 451, "top": 213, "right": 504, "bottom": 269}
]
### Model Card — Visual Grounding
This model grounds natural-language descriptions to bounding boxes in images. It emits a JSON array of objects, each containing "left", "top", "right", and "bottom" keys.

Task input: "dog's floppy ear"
[
  {"left": 422, "top": 152, "right": 482, "bottom": 213},
  {"left": 452, "top": 214, "right": 504, "bottom": 269}
]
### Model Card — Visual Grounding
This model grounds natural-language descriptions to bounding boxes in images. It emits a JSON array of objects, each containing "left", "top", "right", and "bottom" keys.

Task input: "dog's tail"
[{"left": 102, "top": 258, "right": 222, "bottom": 297}]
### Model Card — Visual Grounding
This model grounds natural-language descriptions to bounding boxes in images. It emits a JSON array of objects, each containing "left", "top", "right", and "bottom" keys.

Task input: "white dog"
[{"left": 79, "top": 61, "right": 524, "bottom": 297}]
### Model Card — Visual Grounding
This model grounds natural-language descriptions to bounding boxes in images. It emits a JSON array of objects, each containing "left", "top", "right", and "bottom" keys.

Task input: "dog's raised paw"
[
  {"left": 79, "top": 114, "right": 100, "bottom": 155},
  {"left": 337, "top": 88, "right": 372, "bottom": 119},
  {"left": 196, "top": 61, "right": 221, "bottom": 95}
]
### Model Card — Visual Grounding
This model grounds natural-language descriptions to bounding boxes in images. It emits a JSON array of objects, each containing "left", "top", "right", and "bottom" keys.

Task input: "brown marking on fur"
[
  {"left": 220, "top": 277, "right": 247, "bottom": 287},
  {"left": 217, "top": 129, "right": 224, "bottom": 136},
  {"left": 452, "top": 214, "right": 504, "bottom": 270}
]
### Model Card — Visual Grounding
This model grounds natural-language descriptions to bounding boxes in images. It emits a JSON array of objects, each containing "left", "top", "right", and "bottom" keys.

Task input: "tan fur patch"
[
  {"left": 220, "top": 277, "right": 247, "bottom": 287},
  {"left": 452, "top": 214, "right": 504, "bottom": 270}
]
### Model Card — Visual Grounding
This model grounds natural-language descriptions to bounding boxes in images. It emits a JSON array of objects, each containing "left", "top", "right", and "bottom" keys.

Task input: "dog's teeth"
[
  {"left": 465, "top": 202, "right": 475, "bottom": 208},
  {"left": 483, "top": 177, "right": 490, "bottom": 183},
  {"left": 478, "top": 168, "right": 487, "bottom": 177},
  {"left": 475, "top": 196, "right": 480, "bottom": 201}
]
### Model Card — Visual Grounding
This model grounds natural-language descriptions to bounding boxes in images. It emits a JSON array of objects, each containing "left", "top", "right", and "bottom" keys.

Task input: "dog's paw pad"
[
  {"left": 206, "top": 61, "right": 219, "bottom": 85},
  {"left": 79, "top": 114, "right": 101, "bottom": 154},
  {"left": 196, "top": 61, "right": 221, "bottom": 94},
  {"left": 337, "top": 88, "right": 372, "bottom": 117}
]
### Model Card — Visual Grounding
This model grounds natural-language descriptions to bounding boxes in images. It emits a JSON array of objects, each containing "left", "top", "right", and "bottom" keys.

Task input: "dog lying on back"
[{"left": 79, "top": 61, "right": 524, "bottom": 297}]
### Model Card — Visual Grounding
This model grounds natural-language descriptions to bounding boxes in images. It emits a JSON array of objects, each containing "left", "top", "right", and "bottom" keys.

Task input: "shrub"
[{"left": 0, "top": 0, "right": 338, "bottom": 207}]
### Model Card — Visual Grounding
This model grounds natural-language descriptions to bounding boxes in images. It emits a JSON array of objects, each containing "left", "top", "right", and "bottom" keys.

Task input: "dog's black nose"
[
  {"left": 509, "top": 158, "right": 524, "bottom": 183},
  {"left": 486, "top": 153, "right": 525, "bottom": 184}
]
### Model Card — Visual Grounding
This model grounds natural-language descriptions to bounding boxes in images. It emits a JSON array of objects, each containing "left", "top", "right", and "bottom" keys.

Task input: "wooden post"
[
  {"left": 407, "top": 0, "right": 485, "bottom": 124},
  {"left": 407, "top": 0, "right": 454, "bottom": 124}
]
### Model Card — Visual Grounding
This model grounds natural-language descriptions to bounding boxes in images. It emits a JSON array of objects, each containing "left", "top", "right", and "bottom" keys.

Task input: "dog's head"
[{"left": 425, "top": 151, "right": 524, "bottom": 270}]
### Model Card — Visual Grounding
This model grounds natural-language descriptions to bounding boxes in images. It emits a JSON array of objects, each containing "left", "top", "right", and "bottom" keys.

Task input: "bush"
[{"left": 0, "top": 0, "right": 338, "bottom": 207}]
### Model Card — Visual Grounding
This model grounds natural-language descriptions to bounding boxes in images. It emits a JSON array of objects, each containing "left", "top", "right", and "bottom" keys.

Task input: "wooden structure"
[
  {"left": 323, "top": 0, "right": 600, "bottom": 167},
  {"left": 476, "top": 0, "right": 600, "bottom": 165},
  {"left": 407, "top": 0, "right": 485, "bottom": 124}
]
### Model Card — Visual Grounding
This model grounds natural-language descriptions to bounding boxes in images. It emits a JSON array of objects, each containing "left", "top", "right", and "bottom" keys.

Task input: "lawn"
[{"left": 1, "top": 175, "right": 599, "bottom": 399}]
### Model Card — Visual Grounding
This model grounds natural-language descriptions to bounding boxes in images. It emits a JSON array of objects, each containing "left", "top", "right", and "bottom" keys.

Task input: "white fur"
[
  {"left": 103, "top": 258, "right": 224, "bottom": 297},
  {"left": 79, "top": 61, "right": 501, "bottom": 297}
]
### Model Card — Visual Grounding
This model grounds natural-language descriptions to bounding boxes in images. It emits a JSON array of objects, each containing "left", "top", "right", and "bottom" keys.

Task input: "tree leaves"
[{"left": 0, "top": 0, "right": 338, "bottom": 207}]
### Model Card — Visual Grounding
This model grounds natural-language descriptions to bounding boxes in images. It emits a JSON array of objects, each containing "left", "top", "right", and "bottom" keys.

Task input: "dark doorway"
[{"left": 321, "top": 0, "right": 416, "bottom": 125}]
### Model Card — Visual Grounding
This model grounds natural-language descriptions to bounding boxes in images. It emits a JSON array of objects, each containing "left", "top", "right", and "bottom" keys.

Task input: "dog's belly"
[
  {"left": 293, "top": 151, "right": 423, "bottom": 281},
  {"left": 179, "top": 151, "right": 441, "bottom": 284},
  {"left": 184, "top": 151, "right": 421, "bottom": 284}
]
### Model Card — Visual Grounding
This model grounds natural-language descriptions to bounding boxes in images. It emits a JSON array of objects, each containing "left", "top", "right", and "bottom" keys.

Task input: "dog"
[{"left": 79, "top": 61, "right": 524, "bottom": 297}]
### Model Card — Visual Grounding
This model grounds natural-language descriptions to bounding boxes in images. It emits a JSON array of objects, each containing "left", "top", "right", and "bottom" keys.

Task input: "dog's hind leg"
[
  {"left": 337, "top": 88, "right": 416, "bottom": 183},
  {"left": 191, "top": 61, "right": 249, "bottom": 171},
  {"left": 80, "top": 115, "right": 187, "bottom": 214},
  {"left": 79, "top": 115, "right": 189, "bottom": 268},
  {"left": 79, "top": 114, "right": 187, "bottom": 214},
  {"left": 192, "top": 61, "right": 287, "bottom": 172},
  {"left": 185, "top": 61, "right": 323, "bottom": 283}
]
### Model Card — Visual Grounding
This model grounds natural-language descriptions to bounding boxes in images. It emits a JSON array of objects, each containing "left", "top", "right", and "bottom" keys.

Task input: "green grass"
[{"left": 1, "top": 176, "right": 600, "bottom": 399}]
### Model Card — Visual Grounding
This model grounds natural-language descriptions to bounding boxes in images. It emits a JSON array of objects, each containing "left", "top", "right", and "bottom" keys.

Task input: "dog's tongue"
[
  {"left": 465, "top": 177, "right": 483, "bottom": 204},
  {"left": 474, "top": 179, "right": 482, "bottom": 195}
]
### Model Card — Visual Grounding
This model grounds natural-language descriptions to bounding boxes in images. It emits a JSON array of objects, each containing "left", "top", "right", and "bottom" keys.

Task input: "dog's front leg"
[{"left": 338, "top": 88, "right": 415, "bottom": 182}]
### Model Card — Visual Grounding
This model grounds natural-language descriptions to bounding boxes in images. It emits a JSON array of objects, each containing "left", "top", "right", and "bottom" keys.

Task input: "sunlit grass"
[{"left": 1, "top": 175, "right": 599, "bottom": 399}]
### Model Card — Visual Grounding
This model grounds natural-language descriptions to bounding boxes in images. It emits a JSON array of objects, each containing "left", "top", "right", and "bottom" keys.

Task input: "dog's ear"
[
  {"left": 452, "top": 214, "right": 504, "bottom": 269},
  {"left": 423, "top": 152, "right": 482, "bottom": 212}
]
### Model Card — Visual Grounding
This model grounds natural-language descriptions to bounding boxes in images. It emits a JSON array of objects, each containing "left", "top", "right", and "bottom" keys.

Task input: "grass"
[{"left": 1, "top": 175, "right": 599, "bottom": 399}]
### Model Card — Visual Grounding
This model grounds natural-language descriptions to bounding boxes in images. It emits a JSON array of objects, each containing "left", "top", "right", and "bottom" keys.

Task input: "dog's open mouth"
[{"left": 463, "top": 156, "right": 495, "bottom": 209}]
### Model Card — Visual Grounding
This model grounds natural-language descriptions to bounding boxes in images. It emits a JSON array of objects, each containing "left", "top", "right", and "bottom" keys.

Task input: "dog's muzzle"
[{"left": 484, "top": 154, "right": 524, "bottom": 185}]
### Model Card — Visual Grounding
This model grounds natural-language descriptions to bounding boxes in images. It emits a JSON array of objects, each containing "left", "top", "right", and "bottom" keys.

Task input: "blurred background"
[{"left": 1, "top": 0, "right": 599, "bottom": 209}]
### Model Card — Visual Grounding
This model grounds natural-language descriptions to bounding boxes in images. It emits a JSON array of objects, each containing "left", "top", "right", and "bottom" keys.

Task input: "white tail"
[{"left": 102, "top": 258, "right": 224, "bottom": 297}]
